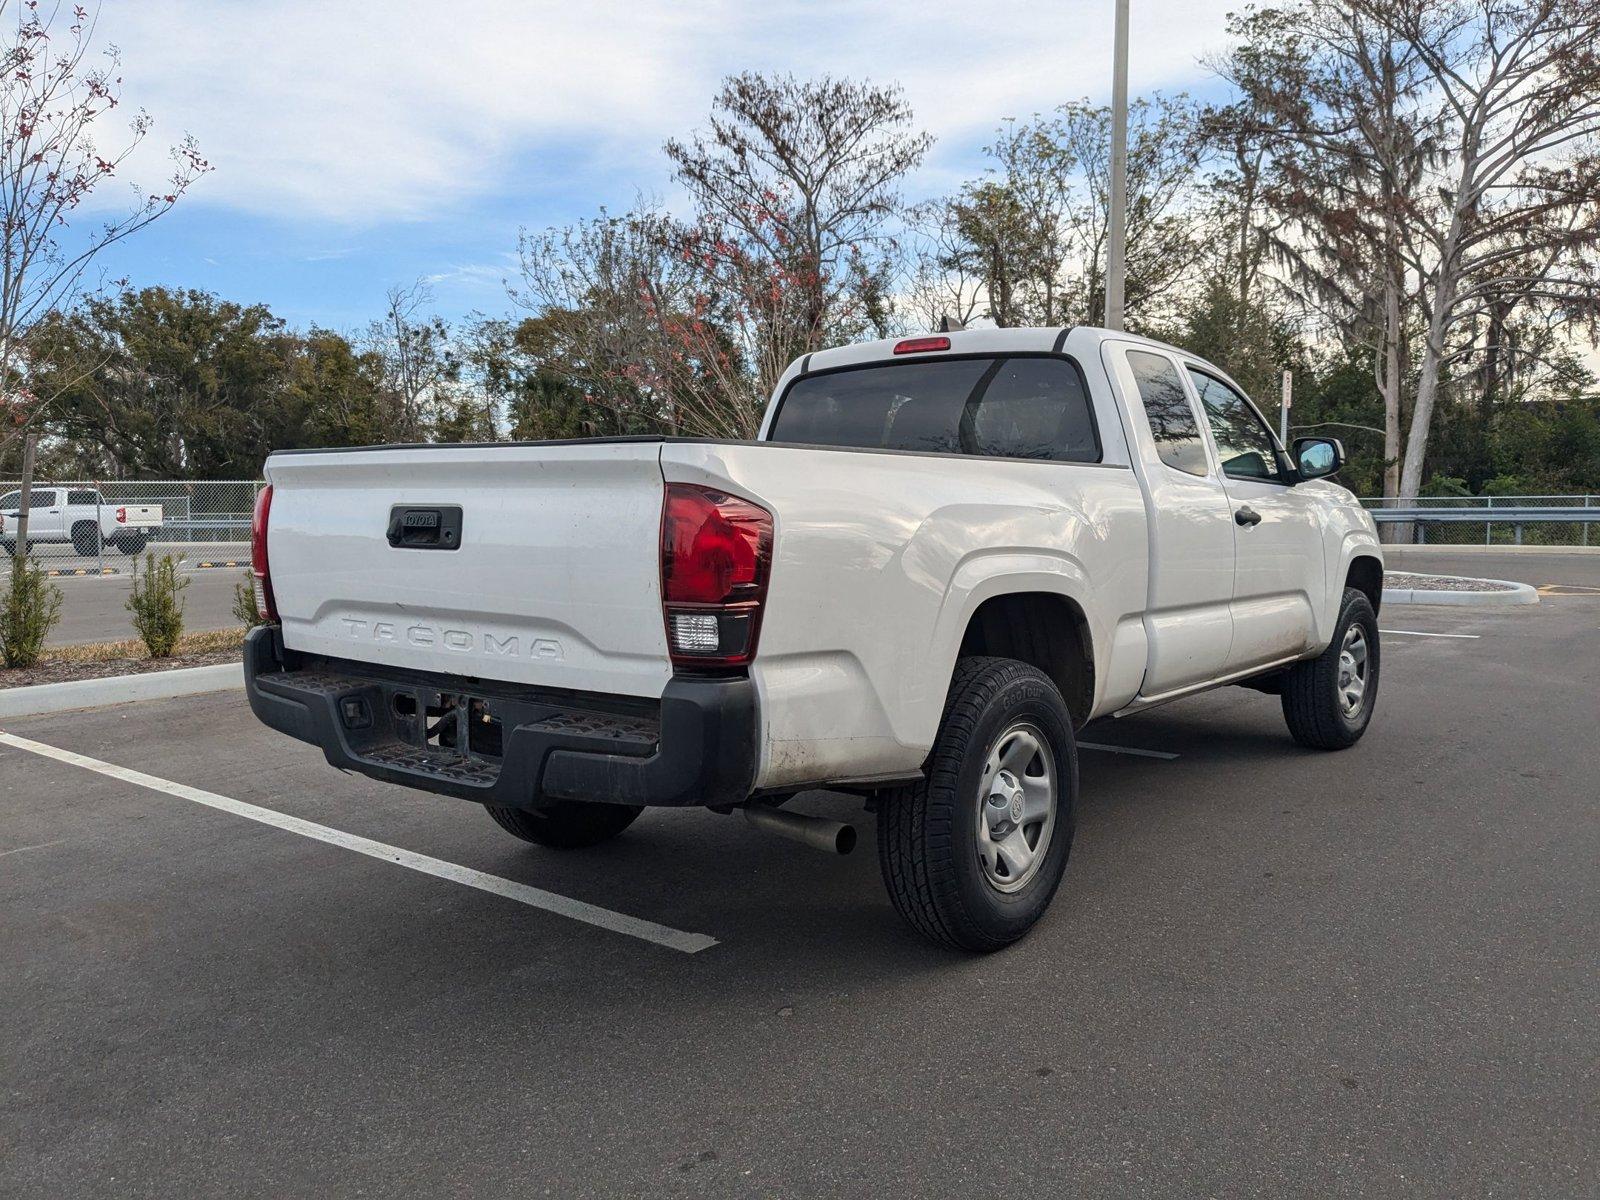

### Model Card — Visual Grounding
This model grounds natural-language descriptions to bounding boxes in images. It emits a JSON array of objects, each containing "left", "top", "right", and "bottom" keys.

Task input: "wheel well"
[
  {"left": 1346, "top": 555, "right": 1384, "bottom": 613},
  {"left": 958, "top": 592, "right": 1095, "bottom": 726}
]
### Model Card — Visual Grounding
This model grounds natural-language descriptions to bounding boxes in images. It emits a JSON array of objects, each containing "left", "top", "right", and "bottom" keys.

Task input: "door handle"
[{"left": 1235, "top": 506, "right": 1262, "bottom": 527}]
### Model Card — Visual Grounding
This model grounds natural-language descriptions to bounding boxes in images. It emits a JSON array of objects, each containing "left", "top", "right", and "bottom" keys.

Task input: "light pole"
[{"left": 1105, "top": 0, "right": 1130, "bottom": 332}]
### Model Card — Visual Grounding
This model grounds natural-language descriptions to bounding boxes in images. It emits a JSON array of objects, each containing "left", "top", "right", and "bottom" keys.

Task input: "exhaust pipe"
[{"left": 743, "top": 806, "right": 857, "bottom": 855}]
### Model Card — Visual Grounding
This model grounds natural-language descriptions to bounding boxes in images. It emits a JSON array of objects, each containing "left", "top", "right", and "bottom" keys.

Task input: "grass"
[{"left": 44, "top": 626, "right": 247, "bottom": 665}]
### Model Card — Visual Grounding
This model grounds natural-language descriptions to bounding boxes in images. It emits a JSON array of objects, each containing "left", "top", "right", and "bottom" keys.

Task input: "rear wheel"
[
  {"left": 485, "top": 800, "right": 643, "bottom": 849},
  {"left": 1281, "top": 588, "right": 1380, "bottom": 749},
  {"left": 877, "top": 656, "right": 1077, "bottom": 952},
  {"left": 115, "top": 531, "right": 149, "bottom": 555}
]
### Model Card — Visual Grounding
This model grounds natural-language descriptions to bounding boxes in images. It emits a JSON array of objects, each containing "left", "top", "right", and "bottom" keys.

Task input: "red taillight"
[
  {"left": 893, "top": 336, "right": 950, "bottom": 355},
  {"left": 660, "top": 483, "right": 772, "bottom": 667},
  {"left": 251, "top": 484, "right": 278, "bottom": 623}
]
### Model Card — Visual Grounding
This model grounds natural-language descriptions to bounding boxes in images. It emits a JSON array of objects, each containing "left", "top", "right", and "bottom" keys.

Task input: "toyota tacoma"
[{"left": 243, "top": 326, "right": 1384, "bottom": 950}]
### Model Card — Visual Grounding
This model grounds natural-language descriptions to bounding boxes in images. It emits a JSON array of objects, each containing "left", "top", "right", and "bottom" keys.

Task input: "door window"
[
  {"left": 68, "top": 489, "right": 100, "bottom": 505},
  {"left": 1128, "top": 350, "right": 1209, "bottom": 476},
  {"left": 1186, "top": 369, "right": 1284, "bottom": 483}
]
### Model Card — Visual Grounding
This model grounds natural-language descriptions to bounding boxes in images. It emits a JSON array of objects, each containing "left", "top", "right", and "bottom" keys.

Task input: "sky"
[{"left": 81, "top": 0, "right": 1242, "bottom": 333}]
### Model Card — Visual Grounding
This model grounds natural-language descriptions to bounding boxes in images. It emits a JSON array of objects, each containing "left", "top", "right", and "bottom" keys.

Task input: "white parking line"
[
  {"left": 0, "top": 731, "right": 718, "bottom": 955},
  {"left": 1380, "top": 629, "right": 1481, "bottom": 639},
  {"left": 1078, "top": 741, "right": 1179, "bottom": 760}
]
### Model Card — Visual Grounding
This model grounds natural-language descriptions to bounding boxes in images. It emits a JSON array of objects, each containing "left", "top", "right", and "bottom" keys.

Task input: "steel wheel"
[
  {"left": 1337, "top": 624, "right": 1369, "bottom": 717},
  {"left": 975, "top": 721, "right": 1057, "bottom": 894}
]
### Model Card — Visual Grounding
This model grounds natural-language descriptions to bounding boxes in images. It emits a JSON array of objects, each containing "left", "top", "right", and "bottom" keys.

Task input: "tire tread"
[
  {"left": 878, "top": 656, "right": 1072, "bottom": 952},
  {"left": 1281, "top": 588, "right": 1379, "bottom": 750}
]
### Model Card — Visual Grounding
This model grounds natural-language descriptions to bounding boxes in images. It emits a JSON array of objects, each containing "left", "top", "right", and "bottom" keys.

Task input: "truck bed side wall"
[{"left": 662, "top": 442, "right": 1150, "bottom": 790}]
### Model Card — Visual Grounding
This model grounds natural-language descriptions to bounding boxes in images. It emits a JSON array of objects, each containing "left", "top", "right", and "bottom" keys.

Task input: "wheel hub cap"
[
  {"left": 1337, "top": 625, "right": 1369, "bottom": 717},
  {"left": 976, "top": 724, "right": 1057, "bottom": 894}
]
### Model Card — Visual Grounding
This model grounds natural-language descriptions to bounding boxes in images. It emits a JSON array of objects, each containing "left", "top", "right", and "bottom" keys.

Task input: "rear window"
[
  {"left": 68, "top": 489, "right": 100, "bottom": 505},
  {"left": 769, "top": 356, "right": 1100, "bottom": 463}
]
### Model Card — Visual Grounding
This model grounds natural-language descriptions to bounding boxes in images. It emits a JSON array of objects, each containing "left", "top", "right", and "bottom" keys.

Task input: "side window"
[
  {"left": 1186, "top": 369, "right": 1283, "bottom": 483},
  {"left": 1128, "top": 350, "right": 1209, "bottom": 476},
  {"left": 8, "top": 488, "right": 59, "bottom": 508},
  {"left": 966, "top": 358, "right": 1099, "bottom": 463},
  {"left": 68, "top": 490, "right": 100, "bottom": 506}
]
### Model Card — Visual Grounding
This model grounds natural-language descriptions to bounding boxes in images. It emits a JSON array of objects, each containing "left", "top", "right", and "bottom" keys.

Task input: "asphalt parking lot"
[{"left": 3, "top": 566, "right": 1596, "bottom": 1196}]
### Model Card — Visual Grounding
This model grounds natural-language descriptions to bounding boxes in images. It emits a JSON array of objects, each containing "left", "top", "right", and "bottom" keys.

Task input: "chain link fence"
[
  {"left": 1361, "top": 494, "right": 1598, "bottom": 546},
  {"left": 0, "top": 479, "right": 262, "bottom": 575}
]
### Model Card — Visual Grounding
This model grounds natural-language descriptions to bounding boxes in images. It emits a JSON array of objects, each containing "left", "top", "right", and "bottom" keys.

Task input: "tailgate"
[
  {"left": 264, "top": 441, "right": 672, "bottom": 697},
  {"left": 115, "top": 503, "right": 162, "bottom": 526}
]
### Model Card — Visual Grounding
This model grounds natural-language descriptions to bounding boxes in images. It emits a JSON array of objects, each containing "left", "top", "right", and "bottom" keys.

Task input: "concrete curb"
[
  {"left": 0, "top": 662, "right": 242, "bottom": 719},
  {"left": 1383, "top": 572, "right": 1540, "bottom": 607}
]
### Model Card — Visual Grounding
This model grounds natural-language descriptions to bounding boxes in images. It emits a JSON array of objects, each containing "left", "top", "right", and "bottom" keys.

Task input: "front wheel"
[
  {"left": 878, "top": 656, "right": 1077, "bottom": 952},
  {"left": 485, "top": 800, "right": 643, "bottom": 849},
  {"left": 1281, "top": 588, "right": 1381, "bottom": 750}
]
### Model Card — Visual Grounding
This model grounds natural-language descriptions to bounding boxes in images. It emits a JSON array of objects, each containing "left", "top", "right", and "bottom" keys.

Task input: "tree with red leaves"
[
  {"left": 516, "top": 73, "right": 930, "bottom": 439},
  {"left": 0, "top": 0, "right": 208, "bottom": 461}
]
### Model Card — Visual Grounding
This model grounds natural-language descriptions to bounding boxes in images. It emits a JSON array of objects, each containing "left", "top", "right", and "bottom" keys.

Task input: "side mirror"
[{"left": 1292, "top": 436, "right": 1344, "bottom": 481}]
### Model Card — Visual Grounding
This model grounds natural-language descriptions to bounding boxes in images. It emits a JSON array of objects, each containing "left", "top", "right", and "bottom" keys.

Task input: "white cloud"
[{"left": 103, "top": 0, "right": 1238, "bottom": 224}]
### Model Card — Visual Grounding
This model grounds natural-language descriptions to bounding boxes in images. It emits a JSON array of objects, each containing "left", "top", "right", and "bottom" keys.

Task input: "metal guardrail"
[
  {"left": 1364, "top": 500, "right": 1599, "bottom": 546},
  {"left": 1369, "top": 506, "right": 1600, "bottom": 522}
]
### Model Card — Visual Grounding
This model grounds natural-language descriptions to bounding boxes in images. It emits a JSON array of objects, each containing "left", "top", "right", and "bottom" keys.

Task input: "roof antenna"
[{"left": 937, "top": 315, "right": 965, "bottom": 333}]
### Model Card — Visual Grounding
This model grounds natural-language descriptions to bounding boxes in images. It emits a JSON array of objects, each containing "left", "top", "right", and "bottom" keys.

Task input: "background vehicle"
[
  {"left": 244, "top": 326, "right": 1384, "bottom": 950},
  {"left": 0, "top": 487, "right": 163, "bottom": 556}
]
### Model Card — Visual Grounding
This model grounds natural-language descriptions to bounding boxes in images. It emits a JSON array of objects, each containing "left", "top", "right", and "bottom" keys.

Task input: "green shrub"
[
  {"left": 125, "top": 553, "right": 190, "bottom": 658},
  {"left": 231, "top": 571, "right": 263, "bottom": 626},
  {"left": 0, "top": 559, "right": 64, "bottom": 668}
]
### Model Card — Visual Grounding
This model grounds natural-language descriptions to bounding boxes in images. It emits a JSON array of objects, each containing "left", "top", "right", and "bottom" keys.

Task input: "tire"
[
  {"left": 116, "top": 531, "right": 149, "bottom": 555},
  {"left": 877, "top": 656, "right": 1078, "bottom": 952},
  {"left": 71, "top": 521, "right": 101, "bottom": 556},
  {"left": 1281, "top": 587, "right": 1380, "bottom": 750},
  {"left": 485, "top": 800, "right": 643, "bottom": 849}
]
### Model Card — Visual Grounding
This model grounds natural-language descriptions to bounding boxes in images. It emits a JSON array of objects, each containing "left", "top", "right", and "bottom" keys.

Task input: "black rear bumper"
[{"left": 242, "top": 626, "right": 757, "bottom": 810}]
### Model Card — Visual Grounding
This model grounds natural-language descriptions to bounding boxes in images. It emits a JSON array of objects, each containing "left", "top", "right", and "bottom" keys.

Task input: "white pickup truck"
[
  {"left": 0, "top": 486, "right": 162, "bottom": 556},
  {"left": 245, "top": 326, "right": 1383, "bottom": 950}
]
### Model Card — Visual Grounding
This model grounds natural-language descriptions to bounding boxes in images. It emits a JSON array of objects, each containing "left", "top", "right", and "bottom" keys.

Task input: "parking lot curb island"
[
  {"left": 1382, "top": 572, "right": 1539, "bottom": 607},
  {"left": 0, "top": 663, "right": 242, "bottom": 719}
]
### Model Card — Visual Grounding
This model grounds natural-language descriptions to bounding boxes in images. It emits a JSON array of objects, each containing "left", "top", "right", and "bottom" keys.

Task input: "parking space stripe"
[
  {"left": 1078, "top": 741, "right": 1179, "bottom": 760},
  {"left": 0, "top": 731, "right": 719, "bottom": 955},
  {"left": 1380, "top": 629, "right": 1481, "bottom": 639}
]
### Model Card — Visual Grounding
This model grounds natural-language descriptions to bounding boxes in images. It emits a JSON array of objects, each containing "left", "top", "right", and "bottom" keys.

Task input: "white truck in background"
[
  {"left": 0, "top": 487, "right": 162, "bottom": 556},
  {"left": 244, "top": 326, "right": 1384, "bottom": 951}
]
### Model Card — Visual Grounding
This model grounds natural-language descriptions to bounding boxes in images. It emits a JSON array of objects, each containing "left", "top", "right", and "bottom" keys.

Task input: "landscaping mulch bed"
[
  {"left": 0, "top": 628, "right": 246, "bottom": 690},
  {"left": 1384, "top": 571, "right": 1516, "bottom": 592}
]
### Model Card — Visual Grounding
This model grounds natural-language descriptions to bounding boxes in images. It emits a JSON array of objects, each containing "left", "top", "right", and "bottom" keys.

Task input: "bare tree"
[
  {"left": 1361, "top": 0, "right": 1600, "bottom": 501},
  {"left": 665, "top": 72, "right": 931, "bottom": 363},
  {"left": 901, "top": 197, "right": 985, "bottom": 332},
  {"left": 943, "top": 96, "right": 1204, "bottom": 330},
  {"left": 0, "top": 1, "right": 208, "bottom": 457},
  {"left": 515, "top": 74, "right": 932, "bottom": 439},
  {"left": 1220, "top": 0, "right": 1600, "bottom": 506},
  {"left": 1210, "top": 2, "right": 1441, "bottom": 500},
  {"left": 366, "top": 281, "right": 456, "bottom": 442}
]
